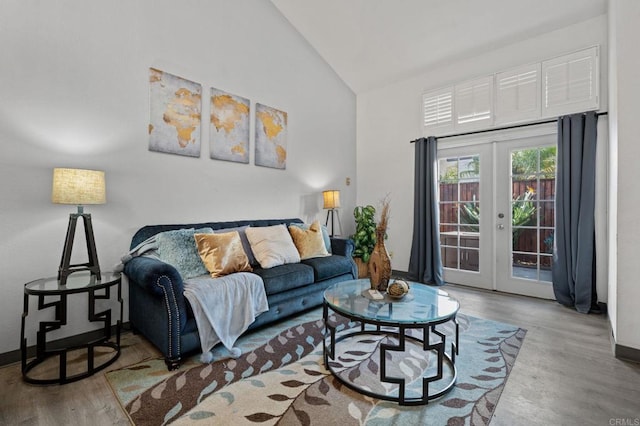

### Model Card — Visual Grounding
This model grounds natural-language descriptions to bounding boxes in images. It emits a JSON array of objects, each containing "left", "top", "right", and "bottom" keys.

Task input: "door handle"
[{"left": 497, "top": 224, "right": 505, "bottom": 230}]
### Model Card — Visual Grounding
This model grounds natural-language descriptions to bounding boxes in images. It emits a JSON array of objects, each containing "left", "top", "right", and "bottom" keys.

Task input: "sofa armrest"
[
  {"left": 330, "top": 237, "right": 355, "bottom": 258},
  {"left": 123, "top": 256, "right": 185, "bottom": 298},
  {"left": 124, "top": 256, "right": 189, "bottom": 362},
  {"left": 124, "top": 256, "right": 188, "bottom": 333}
]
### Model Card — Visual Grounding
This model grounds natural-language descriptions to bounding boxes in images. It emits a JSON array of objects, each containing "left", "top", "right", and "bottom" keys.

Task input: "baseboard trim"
[
  {"left": 0, "top": 323, "right": 129, "bottom": 368},
  {"left": 610, "top": 327, "right": 640, "bottom": 364},
  {"left": 614, "top": 343, "right": 640, "bottom": 363}
]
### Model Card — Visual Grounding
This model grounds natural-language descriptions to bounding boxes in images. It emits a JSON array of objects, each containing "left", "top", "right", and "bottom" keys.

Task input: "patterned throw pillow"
[
  {"left": 194, "top": 232, "right": 253, "bottom": 278},
  {"left": 155, "top": 228, "right": 213, "bottom": 279},
  {"left": 245, "top": 225, "right": 301, "bottom": 269},
  {"left": 289, "top": 220, "right": 330, "bottom": 260}
]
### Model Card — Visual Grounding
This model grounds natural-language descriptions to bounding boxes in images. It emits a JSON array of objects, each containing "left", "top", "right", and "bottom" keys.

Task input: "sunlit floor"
[{"left": 513, "top": 265, "right": 552, "bottom": 282}]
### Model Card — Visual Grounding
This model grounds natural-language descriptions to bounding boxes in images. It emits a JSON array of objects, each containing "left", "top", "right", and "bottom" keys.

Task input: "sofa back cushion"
[
  {"left": 131, "top": 218, "right": 304, "bottom": 249},
  {"left": 246, "top": 224, "right": 300, "bottom": 269}
]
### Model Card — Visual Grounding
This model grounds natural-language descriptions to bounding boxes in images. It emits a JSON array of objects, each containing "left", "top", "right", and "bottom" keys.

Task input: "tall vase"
[{"left": 369, "top": 228, "right": 392, "bottom": 291}]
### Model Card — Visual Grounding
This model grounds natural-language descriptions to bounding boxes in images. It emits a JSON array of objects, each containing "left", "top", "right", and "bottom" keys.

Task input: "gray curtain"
[
  {"left": 552, "top": 111, "right": 598, "bottom": 313},
  {"left": 408, "top": 137, "right": 444, "bottom": 285}
]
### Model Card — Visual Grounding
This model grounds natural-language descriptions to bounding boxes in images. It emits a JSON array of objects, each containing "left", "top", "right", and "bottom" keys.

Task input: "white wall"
[
  {"left": 608, "top": 0, "right": 640, "bottom": 351},
  {"left": 607, "top": 0, "right": 620, "bottom": 344},
  {"left": 0, "top": 0, "right": 356, "bottom": 354},
  {"left": 357, "top": 16, "right": 608, "bottom": 294}
]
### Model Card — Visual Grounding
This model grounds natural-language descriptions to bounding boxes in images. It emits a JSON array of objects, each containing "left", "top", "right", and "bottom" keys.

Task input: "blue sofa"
[{"left": 124, "top": 218, "right": 357, "bottom": 370}]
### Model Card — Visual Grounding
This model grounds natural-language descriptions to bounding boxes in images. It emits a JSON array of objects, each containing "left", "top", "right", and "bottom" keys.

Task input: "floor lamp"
[
  {"left": 52, "top": 168, "right": 106, "bottom": 285},
  {"left": 323, "top": 189, "right": 342, "bottom": 237}
]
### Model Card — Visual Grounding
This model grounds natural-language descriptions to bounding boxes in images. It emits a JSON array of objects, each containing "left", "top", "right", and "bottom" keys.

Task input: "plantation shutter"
[
  {"left": 454, "top": 76, "right": 493, "bottom": 130},
  {"left": 542, "top": 46, "right": 599, "bottom": 117},
  {"left": 421, "top": 46, "right": 600, "bottom": 137},
  {"left": 423, "top": 86, "right": 454, "bottom": 133},
  {"left": 495, "top": 63, "right": 541, "bottom": 124}
]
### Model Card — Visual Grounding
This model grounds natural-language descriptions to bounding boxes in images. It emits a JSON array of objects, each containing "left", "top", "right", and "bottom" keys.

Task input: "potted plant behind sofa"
[{"left": 352, "top": 205, "right": 376, "bottom": 278}]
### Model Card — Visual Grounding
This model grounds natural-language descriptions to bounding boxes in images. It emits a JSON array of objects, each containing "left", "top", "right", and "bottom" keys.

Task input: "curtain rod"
[{"left": 410, "top": 111, "right": 608, "bottom": 143}]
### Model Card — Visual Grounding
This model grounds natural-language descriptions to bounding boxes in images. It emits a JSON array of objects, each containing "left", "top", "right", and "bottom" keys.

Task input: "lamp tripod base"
[
  {"left": 58, "top": 213, "right": 101, "bottom": 285},
  {"left": 325, "top": 209, "right": 342, "bottom": 238}
]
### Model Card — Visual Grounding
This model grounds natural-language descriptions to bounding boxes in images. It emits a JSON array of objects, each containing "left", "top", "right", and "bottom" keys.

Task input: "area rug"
[{"left": 106, "top": 309, "right": 526, "bottom": 426}]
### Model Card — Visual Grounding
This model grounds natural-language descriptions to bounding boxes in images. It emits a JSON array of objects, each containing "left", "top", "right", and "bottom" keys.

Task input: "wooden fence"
[{"left": 439, "top": 179, "right": 555, "bottom": 261}]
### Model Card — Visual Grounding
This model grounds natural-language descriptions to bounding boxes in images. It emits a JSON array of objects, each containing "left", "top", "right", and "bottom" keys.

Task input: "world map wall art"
[
  {"left": 209, "top": 88, "right": 250, "bottom": 164},
  {"left": 255, "top": 103, "right": 287, "bottom": 169},
  {"left": 148, "top": 68, "right": 202, "bottom": 157}
]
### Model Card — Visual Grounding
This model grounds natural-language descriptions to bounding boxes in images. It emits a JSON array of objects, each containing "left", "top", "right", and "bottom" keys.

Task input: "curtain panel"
[
  {"left": 552, "top": 111, "right": 598, "bottom": 313},
  {"left": 408, "top": 137, "right": 444, "bottom": 285}
]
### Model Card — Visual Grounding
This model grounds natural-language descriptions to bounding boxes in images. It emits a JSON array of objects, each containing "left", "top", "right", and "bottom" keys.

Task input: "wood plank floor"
[{"left": 1, "top": 284, "right": 639, "bottom": 425}]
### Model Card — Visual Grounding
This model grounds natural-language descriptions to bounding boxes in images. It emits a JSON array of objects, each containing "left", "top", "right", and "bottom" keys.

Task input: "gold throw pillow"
[
  {"left": 194, "top": 232, "right": 252, "bottom": 278},
  {"left": 288, "top": 220, "right": 330, "bottom": 260}
]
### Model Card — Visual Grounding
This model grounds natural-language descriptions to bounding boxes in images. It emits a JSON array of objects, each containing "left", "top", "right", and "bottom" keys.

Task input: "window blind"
[
  {"left": 495, "top": 63, "right": 541, "bottom": 124},
  {"left": 423, "top": 87, "right": 454, "bottom": 131},
  {"left": 542, "top": 46, "right": 599, "bottom": 116},
  {"left": 455, "top": 76, "right": 493, "bottom": 129}
]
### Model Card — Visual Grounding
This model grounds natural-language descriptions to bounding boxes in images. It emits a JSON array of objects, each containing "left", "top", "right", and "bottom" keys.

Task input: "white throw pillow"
[{"left": 245, "top": 224, "right": 301, "bottom": 269}]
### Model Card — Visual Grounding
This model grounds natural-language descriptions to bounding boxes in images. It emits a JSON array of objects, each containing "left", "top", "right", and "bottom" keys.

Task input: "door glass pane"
[
  {"left": 440, "top": 202, "right": 459, "bottom": 224},
  {"left": 513, "top": 228, "right": 538, "bottom": 253},
  {"left": 510, "top": 145, "right": 556, "bottom": 282},
  {"left": 539, "top": 201, "right": 555, "bottom": 227},
  {"left": 540, "top": 229, "right": 554, "bottom": 254},
  {"left": 460, "top": 202, "right": 479, "bottom": 231},
  {"left": 439, "top": 155, "right": 480, "bottom": 272}
]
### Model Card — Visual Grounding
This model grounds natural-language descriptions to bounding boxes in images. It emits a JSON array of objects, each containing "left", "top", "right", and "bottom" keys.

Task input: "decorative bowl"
[{"left": 386, "top": 280, "right": 410, "bottom": 299}]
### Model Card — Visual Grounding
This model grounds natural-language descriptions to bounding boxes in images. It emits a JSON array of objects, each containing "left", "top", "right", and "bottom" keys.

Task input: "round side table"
[{"left": 20, "top": 271, "right": 122, "bottom": 385}]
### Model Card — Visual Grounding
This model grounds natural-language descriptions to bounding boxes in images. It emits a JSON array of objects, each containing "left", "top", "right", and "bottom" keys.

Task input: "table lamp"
[
  {"left": 322, "top": 189, "right": 342, "bottom": 237},
  {"left": 52, "top": 168, "right": 106, "bottom": 285}
]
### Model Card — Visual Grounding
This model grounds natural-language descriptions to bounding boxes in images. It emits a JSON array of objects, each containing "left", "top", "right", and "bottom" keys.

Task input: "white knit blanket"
[{"left": 183, "top": 272, "right": 268, "bottom": 357}]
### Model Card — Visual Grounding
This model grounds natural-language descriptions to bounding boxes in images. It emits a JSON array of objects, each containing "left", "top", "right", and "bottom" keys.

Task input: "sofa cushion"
[
  {"left": 129, "top": 219, "right": 304, "bottom": 249},
  {"left": 288, "top": 222, "right": 332, "bottom": 254},
  {"left": 251, "top": 263, "right": 314, "bottom": 296},
  {"left": 288, "top": 221, "right": 330, "bottom": 260},
  {"left": 213, "top": 225, "right": 257, "bottom": 266},
  {"left": 301, "top": 255, "right": 354, "bottom": 281},
  {"left": 155, "top": 227, "right": 213, "bottom": 279},
  {"left": 246, "top": 225, "right": 300, "bottom": 269},
  {"left": 194, "top": 232, "right": 253, "bottom": 278}
]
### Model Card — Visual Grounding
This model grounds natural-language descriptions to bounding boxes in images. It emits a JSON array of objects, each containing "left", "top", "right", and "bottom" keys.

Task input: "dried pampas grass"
[{"left": 377, "top": 195, "right": 391, "bottom": 234}]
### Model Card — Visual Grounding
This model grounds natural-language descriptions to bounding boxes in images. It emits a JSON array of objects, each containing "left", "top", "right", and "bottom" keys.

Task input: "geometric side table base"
[{"left": 20, "top": 272, "right": 122, "bottom": 385}]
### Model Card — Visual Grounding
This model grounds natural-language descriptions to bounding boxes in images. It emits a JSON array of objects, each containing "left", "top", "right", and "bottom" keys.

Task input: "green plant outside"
[
  {"left": 352, "top": 205, "right": 376, "bottom": 263},
  {"left": 460, "top": 187, "right": 536, "bottom": 245},
  {"left": 441, "top": 147, "right": 555, "bottom": 183},
  {"left": 511, "top": 147, "right": 556, "bottom": 179}
]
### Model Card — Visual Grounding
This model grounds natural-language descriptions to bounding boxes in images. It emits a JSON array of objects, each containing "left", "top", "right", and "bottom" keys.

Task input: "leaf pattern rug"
[{"left": 106, "top": 309, "right": 526, "bottom": 425}]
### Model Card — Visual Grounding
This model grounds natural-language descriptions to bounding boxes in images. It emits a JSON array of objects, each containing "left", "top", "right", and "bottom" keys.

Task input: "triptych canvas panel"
[{"left": 148, "top": 68, "right": 287, "bottom": 169}]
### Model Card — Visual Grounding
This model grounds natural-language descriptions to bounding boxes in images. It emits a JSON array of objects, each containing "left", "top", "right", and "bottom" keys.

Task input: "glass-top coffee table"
[{"left": 323, "top": 279, "right": 459, "bottom": 405}]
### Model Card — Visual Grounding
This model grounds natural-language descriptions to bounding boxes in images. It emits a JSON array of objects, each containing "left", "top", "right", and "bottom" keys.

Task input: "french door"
[
  {"left": 495, "top": 136, "right": 556, "bottom": 299},
  {"left": 438, "top": 134, "right": 557, "bottom": 299}
]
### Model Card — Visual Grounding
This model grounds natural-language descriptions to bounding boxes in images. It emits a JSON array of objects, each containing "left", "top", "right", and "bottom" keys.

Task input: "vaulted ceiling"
[{"left": 271, "top": 0, "right": 607, "bottom": 93}]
